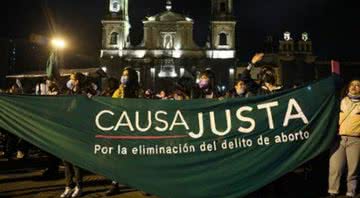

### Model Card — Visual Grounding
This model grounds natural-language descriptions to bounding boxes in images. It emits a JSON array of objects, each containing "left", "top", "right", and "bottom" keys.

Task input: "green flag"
[{"left": 46, "top": 51, "right": 60, "bottom": 80}]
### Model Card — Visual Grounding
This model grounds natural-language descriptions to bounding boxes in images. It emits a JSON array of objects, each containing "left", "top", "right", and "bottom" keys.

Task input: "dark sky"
[{"left": 2, "top": 0, "right": 359, "bottom": 61}]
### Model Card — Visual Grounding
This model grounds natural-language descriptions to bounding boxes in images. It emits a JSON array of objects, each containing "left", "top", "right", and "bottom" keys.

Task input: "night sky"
[{"left": 2, "top": 0, "right": 359, "bottom": 62}]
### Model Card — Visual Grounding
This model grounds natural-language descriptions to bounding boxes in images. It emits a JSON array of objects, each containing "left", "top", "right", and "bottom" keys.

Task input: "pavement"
[
  {"left": 0, "top": 168, "right": 159, "bottom": 198},
  {"left": 0, "top": 154, "right": 359, "bottom": 198},
  {"left": 0, "top": 155, "right": 159, "bottom": 198}
]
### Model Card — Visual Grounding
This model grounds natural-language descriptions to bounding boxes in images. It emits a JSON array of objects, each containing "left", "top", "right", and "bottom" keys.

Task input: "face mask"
[
  {"left": 120, "top": 76, "right": 129, "bottom": 85},
  {"left": 199, "top": 79, "right": 209, "bottom": 89},
  {"left": 66, "top": 80, "right": 75, "bottom": 90}
]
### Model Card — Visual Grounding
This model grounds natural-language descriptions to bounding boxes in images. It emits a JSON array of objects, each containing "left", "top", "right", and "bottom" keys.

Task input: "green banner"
[{"left": 0, "top": 76, "right": 340, "bottom": 198}]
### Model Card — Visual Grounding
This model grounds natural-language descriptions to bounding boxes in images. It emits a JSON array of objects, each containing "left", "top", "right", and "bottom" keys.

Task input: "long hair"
[
  {"left": 199, "top": 69, "right": 216, "bottom": 90},
  {"left": 123, "top": 67, "right": 140, "bottom": 98}
]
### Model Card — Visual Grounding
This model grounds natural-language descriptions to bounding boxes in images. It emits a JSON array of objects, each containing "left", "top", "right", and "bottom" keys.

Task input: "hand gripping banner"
[{"left": 0, "top": 76, "right": 340, "bottom": 198}]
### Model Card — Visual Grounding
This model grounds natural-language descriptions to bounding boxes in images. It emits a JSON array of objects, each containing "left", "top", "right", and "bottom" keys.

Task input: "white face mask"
[{"left": 66, "top": 80, "right": 75, "bottom": 90}]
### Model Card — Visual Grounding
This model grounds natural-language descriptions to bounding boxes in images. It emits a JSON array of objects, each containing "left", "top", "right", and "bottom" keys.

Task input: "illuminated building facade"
[{"left": 100, "top": 0, "right": 237, "bottom": 91}]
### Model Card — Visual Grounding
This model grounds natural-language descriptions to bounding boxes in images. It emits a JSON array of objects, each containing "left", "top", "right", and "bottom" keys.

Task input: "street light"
[{"left": 51, "top": 38, "right": 66, "bottom": 49}]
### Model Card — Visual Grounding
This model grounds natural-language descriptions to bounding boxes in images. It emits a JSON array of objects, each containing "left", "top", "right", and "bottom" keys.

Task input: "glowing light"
[
  {"left": 172, "top": 50, "right": 182, "bottom": 58},
  {"left": 51, "top": 38, "right": 66, "bottom": 49},
  {"left": 101, "top": 67, "right": 107, "bottom": 72},
  {"left": 150, "top": 68, "right": 155, "bottom": 77},
  {"left": 136, "top": 71, "right": 141, "bottom": 82},
  {"left": 302, "top": 32, "right": 309, "bottom": 42},
  {"left": 284, "top": 32, "right": 291, "bottom": 41},
  {"left": 207, "top": 50, "right": 235, "bottom": 59},
  {"left": 180, "top": 68, "right": 185, "bottom": 77},
  {"left": 147, "top": 16, "right": 155, "bottom": 21},
  {"left": 229, "top": 68, "right": 234, "bottom": 76},
  {"left": 134, "top": 50, "right": 146, "bottom": 58},
  {"left": 166, "top": 0, "right": 172, "bottom": 11}
]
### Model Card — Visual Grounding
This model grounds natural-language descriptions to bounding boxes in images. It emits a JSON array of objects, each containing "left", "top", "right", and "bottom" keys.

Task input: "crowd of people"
[{"left": 0, "top": 53, "right": 359, "bottom": 198}]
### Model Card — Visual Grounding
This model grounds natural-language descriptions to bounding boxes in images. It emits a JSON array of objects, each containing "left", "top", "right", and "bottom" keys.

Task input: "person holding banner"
[
  {"left": 107, "top": 67, "right": 152, "bottom": 196},
  {"left": 106, "top": 67, "right": 139, "bottom": 196},
  {"left": 61, "top": 73, "right": 85, "bottom": 198},
  {"left": 328, "top": 79, "right": 360, "bottom": 198}
]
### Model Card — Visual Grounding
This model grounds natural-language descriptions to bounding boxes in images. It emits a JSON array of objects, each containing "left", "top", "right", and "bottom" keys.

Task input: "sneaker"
[
  {"left": 105, "top": 186, "right": 120, "bottom": 196},
  {"left": 60, "top": 187, "right": 73, "bottom": 198},
  {"left": 71, "top": 186, "right": 82, "bottom": 198}
]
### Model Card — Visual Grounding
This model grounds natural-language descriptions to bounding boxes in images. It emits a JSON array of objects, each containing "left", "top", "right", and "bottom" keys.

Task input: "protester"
[
  {"left": 192, "top": 69, "right": 218, "bottom": 99},
  {"left": 144, "top": 89, "right": 154, "bottom": 99},
  {"left": 228, "top": 78, "right": 254, "bottom": 98},
  {"left": 239, "top": 53, "right": 283, "bottom": 95},
  {"left": 327, "top": 78, "right": 360, "bottom": 198},
  {"left": 112, "top": 67, "right": 140, "bottom": 99},
  {"left": 61, "top": 73, "right": 85, "bottom": 198},
  {"left": 155, "top": 90, "right": 168, "bottom": 99},
  {"left": 257, "top": 65, "right": 283, "bottom": 95},
  {"left": 107, "top": 67, "right": 144, "bottom": 196}
]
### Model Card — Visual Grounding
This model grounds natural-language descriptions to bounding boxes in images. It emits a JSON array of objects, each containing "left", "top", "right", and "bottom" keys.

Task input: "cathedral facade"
[{"left": 100, "top": 0, "right": 237, "bottom": 91}]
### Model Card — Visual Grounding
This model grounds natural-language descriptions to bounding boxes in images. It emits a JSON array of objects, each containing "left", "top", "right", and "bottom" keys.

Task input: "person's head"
[
  {"left": 9, "top": 84, "right": 20, "bottom": 93},
  {"left": 120, "top": 67, "right": 138, "bottom": 85},
  {"left": 234, "top": 79, "right": 247, "bottom": 95},
  {"left": 159, "top": 90, "right": 166, "bottom": 98},
  {"left": 348, "top": 79, "right": 360, "bottom": 96},
  {"left": 144, "top": 89, "right": 153, "bottom": 98},
  {"left": 67, "top": 72, "right": 84, "bottom": 90},
  {"left": 173, "top": 90, "right": 186, "bottom": 100},
  {"left": 70, "top": 73, "right": 83, "bottom": 86},
  {"left": 198, "top": 69, "right": 216, "bottom": 89}
]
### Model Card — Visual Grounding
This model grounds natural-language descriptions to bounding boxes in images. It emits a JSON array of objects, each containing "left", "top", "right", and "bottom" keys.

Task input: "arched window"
[
  {"left": 220, "top": 2, "right": 226, "bottom": 12},
  {"left": 219, "top": 33, "right": 227, "bottom": 46},
  {"left": 110, "top": 32, "right": 119, "bottom": 45}
]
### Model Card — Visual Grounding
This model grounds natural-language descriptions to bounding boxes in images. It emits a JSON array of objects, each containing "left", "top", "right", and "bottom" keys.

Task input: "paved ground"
[
  {"left": 0, "top": 155, "right": 358, "bottom": 198},
  {"left": 0, "top": 154, "right": 160, "bottom": 198},
  {"left": 0, "top": 167, "right": 159, "bottom": 198}
]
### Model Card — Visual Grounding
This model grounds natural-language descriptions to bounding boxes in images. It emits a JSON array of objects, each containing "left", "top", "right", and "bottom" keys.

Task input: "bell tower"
[
  {"left": 101, "top": 0, "right": 130, "bottom": 52},
  {"left": 210, "top": 0, "right": 236, "bottom": 51}
]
